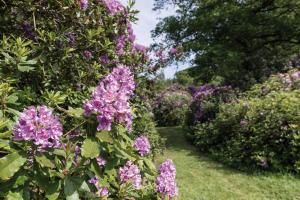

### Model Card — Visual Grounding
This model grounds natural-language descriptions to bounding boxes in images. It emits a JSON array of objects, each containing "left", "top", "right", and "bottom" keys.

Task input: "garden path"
[{"left": 156, "top": 127, "right": 300, "bottom": 200}]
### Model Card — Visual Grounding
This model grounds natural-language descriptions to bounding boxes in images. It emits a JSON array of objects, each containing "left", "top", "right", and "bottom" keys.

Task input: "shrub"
[
  {"left": 186, "top": 84, "right": 236, "bottom": 126},
  {"left": 153, "top": 85, "right": 191, "bottom": 126},
  {"left": 191, "top": 73, "right": 300, "bottom": 172},
  {"left": 0, "top": 1, "right": 177, "bottom": 199}
]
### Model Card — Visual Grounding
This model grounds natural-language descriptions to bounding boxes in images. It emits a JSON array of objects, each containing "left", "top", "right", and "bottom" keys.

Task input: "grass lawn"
[{"left": 155, "top": 127, "right": 300, "bottom": 200}]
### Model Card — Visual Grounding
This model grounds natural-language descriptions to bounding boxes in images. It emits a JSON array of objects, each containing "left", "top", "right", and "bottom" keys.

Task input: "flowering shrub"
[
  {"left": 153, "top": 85, "right": 192, "bottom": 126},
  {"left": 0, "top": 0, "right": 177, "bottom": 199},
  {"left": 0, "top": 65, "right": 178, "bottom": 199},
  {"left": 191, "top": 70, "right": 300, "bottom": 172},
  {"left": 186, "top": 84, "right": 236, "bottom": 127}
]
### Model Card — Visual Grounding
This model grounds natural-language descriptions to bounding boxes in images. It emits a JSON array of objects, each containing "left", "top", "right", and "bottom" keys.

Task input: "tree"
[{"left": 153, "top": 0, "right": 300, "bottom": 89}]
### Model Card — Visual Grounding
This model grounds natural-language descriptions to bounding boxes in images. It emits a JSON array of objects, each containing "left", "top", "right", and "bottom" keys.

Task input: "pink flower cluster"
[
  {"left": 13, "top": 106, "right": 63, "bottom": 149},
  {"left": 132, "top": 43, "right": 148, "bottom": 56},
  {"left": 170, "top": 47, "right": 177, "bottom": 55},
  {"left": 116, "top": 35, "right": 126, "bottom": 56},
  {"left": 96, "top": 156, "right": 106, "bottom": 167},
  {"left": 89, "top": 177, "right": 109, "bottom": 197},
  {"left": 84, "top": 65, "right": 135, "bottom": 131},
  {"left": 103, "top": 0, "right": 125, "bottom": 15},
  {"left": 133, "top": 135, "right": 150, "bottom": 156},
  {"left": 79, "top": 0, "right": 89, "bottom": 10},
  {"left": 156, "top": 159, "right": 178, "bottom": 199},
  {"left": 118, "top": 161, "right": 142, "bottom": 189},
  {"left": 127, "top": 23, "right": 136, "bottom": 43}
]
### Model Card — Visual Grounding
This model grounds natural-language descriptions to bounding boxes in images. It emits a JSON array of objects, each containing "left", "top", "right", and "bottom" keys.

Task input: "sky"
[{"left": 119, "top": 0, "right": 190, "bottom": 79}]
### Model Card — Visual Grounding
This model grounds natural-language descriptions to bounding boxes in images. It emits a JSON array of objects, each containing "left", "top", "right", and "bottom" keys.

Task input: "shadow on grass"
[{"left": 157, "top": 126, "right": 299, "bottom": 179}]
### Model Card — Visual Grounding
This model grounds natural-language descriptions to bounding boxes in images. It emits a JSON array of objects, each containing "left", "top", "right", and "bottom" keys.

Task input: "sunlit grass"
[{"left": 156, "top": 127, "right": 300, "bottom": 200}]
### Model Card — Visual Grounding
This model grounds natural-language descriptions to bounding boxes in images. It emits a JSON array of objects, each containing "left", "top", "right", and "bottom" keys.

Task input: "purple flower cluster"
[
  {"left": 133, "top": 136, "right": 150, "bottom": 156},
  {"left": 21, "top": 21, "right": 36, "bottom": 40},
  {"left": 291, "top": 71, "right": 300, "bottom": 80},
  {"left": 96, "top": 156, "right": 107, "bottom": 167},
  {"left": 100, "top": 54, "right": 110, "bottom": 65},
  {"left": 64, "top": 32, "right": 76, "bottom": 46},
  {"left": 79, "top": 0, "right": 89, "bottom": 10},
  {"left": 156, "top": 49, "right": 166, "bottom": 63},
  {"left": 103, "top": 0, "right": 125, "bottom": 15},
  {"left": 170, "top": 47, "right": 177, "bottom": 55},
  {"left": 118, "top": 161, "right": 142, "bottom": 189},
  {"left": 13, "top": 106, "right": 63, "bottom": 149},
  {"left": 156, "top": 159, "right": 178, "bottom": 199},
  {"left": 84, "top": 65, "right": 135, "bottom": 131},
  {"left": 89, "top": 177, "right": 109, "bottom": 197},
  {"left": 127, "top": 23, "right": 136, "bottom": 43},
  {"left": 192, "top": 84, "right": 232, "bottom": 99},
  {"left": 116, "top": 35, "right": 126, "bottom": 56},
  {"left": 132, "top": 43, "right": 148, "bottom": 56},
  {"left": 83, "top": 50, "right": 93, "bottom": 60}
]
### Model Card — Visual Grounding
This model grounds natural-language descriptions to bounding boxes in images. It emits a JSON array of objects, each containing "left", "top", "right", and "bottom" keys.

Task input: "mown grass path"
[{"left": 156, "top": 127, "right": 300, "bottom": 200}]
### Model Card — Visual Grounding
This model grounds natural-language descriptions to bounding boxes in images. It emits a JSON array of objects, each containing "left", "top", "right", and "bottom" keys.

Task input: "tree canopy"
[{"left": 153, "top": 0, "right": 300, "bottom": 89}]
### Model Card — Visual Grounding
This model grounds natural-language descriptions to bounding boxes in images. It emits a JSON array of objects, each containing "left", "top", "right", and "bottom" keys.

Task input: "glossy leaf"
[{"left": 0, "top": 152, "right": 26, "bottom": 180}]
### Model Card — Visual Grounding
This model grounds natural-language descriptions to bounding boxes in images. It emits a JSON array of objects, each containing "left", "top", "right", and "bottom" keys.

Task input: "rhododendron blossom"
[
  {"left": 133, "top": 135, "right": 150, "bottom": 156},
  {"left": 103, "top": 0, "right": 125, "bottom": 15},
  {"left": 127, "top": 23, "right": 136, "bottom": 43},
  {"left": 156, "top": 159, "right": 178, "bottom": 199},
  {"left": 89, "top": 177, "right": 109, "bottom": 197},
  {"left": 170, "top": 47, "right": 177, "bottom": 55},
  {"left": 84, "top": 65, "right": 135, "bottom": 131},
  {"left": 118, "top": 161, "right": 142, "bottom": 189},
  {"left": 79, "top": 0, "right": 88, "bottom": 10},
  {"left": 13, "top": 106, "right": 63, "bottom": 149},
  {"left": 96, "top": 156, "right": 106, "bottom": 167},
  {"left": 132, "top": 43, "right": 148, "bottom": 56},
  {"left": 83, "top": 50, "right": 93, "bottom": 60},
  {"left": 116, "top": 35, "right": 126, "bottom": 56}
]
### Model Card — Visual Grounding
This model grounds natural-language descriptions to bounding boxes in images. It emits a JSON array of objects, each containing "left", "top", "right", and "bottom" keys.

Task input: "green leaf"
[
  {"left": 45, "top": 180, "right": 61, "bottom": 200},
  {"left": 6, "top": 191, "right": 23, "bottom": 200},
  {"left": 36, "top": 154, "right": 55, "bottom": 169},
  {"left": 52, "top": 149, "right": 66, "bottom": 158},
  {"left": 13, "top": 175, "right": 29, "bottom": 188},
  {"left": 0, "top": 152, "right": 26, "bottom": 180},
  {"left": 96, "top": 131, "right": 113, "bottom": 143},
  {"left": 143, "top": 158, "right": 157, "bottom": 172},
  {"left": 81, "top": 138, "right": 100, "bottom": 158},
  {"left": 64, "top": 177, "right": 83, "bottom": 200},
  {"left": 66, "top": 107, "right": 84, "bottom": 118},
  {"left": 17, "top": 65, "right": 34, "bottom": 72}
]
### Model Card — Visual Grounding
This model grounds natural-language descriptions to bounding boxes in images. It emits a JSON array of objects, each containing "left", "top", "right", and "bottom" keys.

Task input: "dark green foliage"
[{"left": 153, "top": 0, "right": 300, "bottom": 89}]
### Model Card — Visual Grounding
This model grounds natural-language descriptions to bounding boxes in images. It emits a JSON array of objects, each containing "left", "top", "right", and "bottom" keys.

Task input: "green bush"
[
  {"left": 153, "top": 85, "right": 191, "bottom": 126},
  {"left": 192, "top": 87, "right": 300, "bottom": 172}
]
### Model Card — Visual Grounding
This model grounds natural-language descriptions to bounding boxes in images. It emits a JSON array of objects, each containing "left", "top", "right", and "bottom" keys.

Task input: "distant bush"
[
  {"left": 190, "top": 71, "right": 300, "bottom": 172},
  {"left": 153, "top": 85, "right": 191, "bottom": 126},
  {"left": 186, "top": 84, "right": 236, "bottom": 127}
]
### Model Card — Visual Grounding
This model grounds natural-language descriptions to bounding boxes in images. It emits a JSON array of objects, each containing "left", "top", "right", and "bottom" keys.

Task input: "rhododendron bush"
[
  {"left": 153, "top": 85, "right": 191, "bottom": 126},
  {"left": 0, "top": 0, "right": 177, "bottom": 199},
  {"left": 190, "top": 70, "right": 300, "bottom": 172}
]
